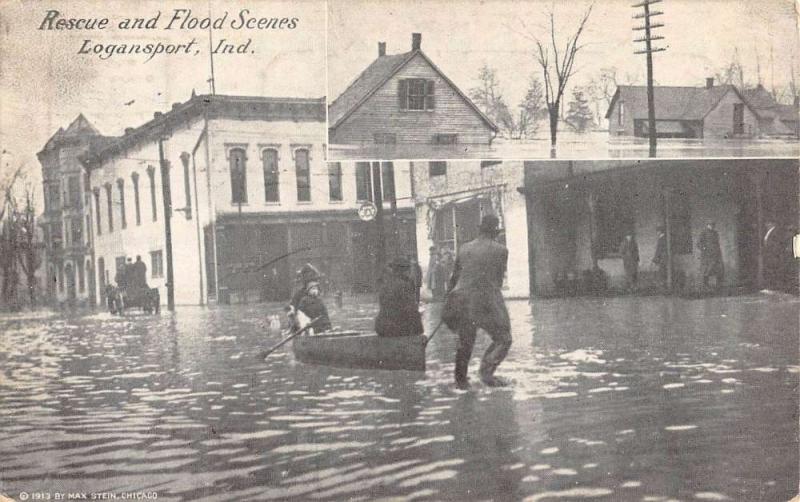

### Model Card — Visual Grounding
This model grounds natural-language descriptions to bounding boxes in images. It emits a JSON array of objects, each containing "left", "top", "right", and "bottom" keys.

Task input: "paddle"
[
  {"left": 424, "top": 318, "right": 446, "bottom": 348},
  {"left": 260, "top": 316, "right": 322, "bottom": 359}
]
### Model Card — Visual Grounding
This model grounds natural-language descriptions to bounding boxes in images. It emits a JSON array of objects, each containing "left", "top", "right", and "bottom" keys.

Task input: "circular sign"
[{"left": 358, "top": 201, "right": 377, "bottom": 221}]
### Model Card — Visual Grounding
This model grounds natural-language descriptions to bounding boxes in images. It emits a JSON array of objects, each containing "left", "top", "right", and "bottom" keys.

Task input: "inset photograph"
[{"left": 327, "top": 0, "right": 799, "bottom": 160}]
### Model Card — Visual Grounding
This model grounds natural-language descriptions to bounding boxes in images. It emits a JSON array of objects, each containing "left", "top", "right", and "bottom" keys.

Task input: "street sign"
[{"left": 358, "top": 201, "right": 377, "bottom": 221}]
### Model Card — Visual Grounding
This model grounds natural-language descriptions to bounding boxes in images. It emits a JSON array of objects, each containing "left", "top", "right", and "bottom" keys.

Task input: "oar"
[
  {"left": 424, "top": 318, "right": 446, "bottom": 348},
  {"left": 260, "top": 316, "right": 322, "bottom": 359}
]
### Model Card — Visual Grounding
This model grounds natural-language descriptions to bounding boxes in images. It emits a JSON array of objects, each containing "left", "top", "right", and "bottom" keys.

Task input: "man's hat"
[{"left": 479, "top": 214, "right": 501, "bottom": 235}]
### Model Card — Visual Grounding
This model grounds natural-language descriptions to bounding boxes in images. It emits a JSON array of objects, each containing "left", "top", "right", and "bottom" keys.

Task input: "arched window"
[
  {"left": 262, "top": 148, "right": 280, "bottom": 202},
  {"left": 92, "top": 188, "right": 101, "bottom": 235},
  {"left": 98, "top": 257, "right": 105, "bottom": 293},
  {"left": 131, "top": 172, "right": 141, "bottom": 225},
  {"left": 229, "top": 148, "right": 248, "bottom": 204},
  {"left": 294, "top": 148, "right": 310, "bottom": 202},
  {"left": 146, "top": 166, "right": 157, "bottom": 222},
  {"left": 117, "top": 179, "right": 126, "bottom": 229},
  {"left": 104, "top": 183, "right": 113, "bottom": 232}
]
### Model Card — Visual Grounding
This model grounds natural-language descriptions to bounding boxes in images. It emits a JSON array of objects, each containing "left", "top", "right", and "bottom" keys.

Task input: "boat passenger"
[
  {"left": 288, "top": 264, "right": 332, "bottom": 333},
  {"left": 375, "top": 257, "right": 424, "bottom": 337}
]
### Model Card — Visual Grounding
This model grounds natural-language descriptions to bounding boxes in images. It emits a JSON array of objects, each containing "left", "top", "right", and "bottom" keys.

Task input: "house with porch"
[
  {"left": 521, "top": 159, "right": 798, "bottom": 297},
  {"left": 328, "top": 33, "right": 498, "bottom": 159},
  {"left": 37, "top": 114, "right": 115, "bottom": 307},
  {"left": 606, "top": 78, "right": 759, "bottom": 139}
]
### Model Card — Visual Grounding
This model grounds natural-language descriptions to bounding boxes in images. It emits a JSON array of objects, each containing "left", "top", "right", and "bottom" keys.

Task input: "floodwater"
[
  {"left": 1, "top": 295, "right": 797, "bottom": 501},
  {"left": 328, "top": 134, "right": 800, "bottom": 160}
]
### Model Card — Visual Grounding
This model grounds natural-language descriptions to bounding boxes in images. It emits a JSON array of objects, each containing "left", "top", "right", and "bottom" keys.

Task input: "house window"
[
  {"left": 93, "top": 188, "right": 102, "bottom": 235},
  {"left": 356, "top": 162, "right": 372, "bottom": 201},
  {"left": 66, "top": 176, "right": 81, "bottom": 208},
  {"left": 117, "top": 179, "right": 126, "bottom": 229},
  {"left": 328, "top": 162, "right": 343, "bottom": 202},
  {"left": 374, "top": 132, "right": 397, "bottom": 144},
  {"left": 104, "top": 183, "right": 113, "bottom": 232},
  {"left": 147, "top": 166, "right": 157, "bottom": 222},
  {"left": 150, "top": 250, "right": 164, "bottom": 278},
  {"left": 131, "top": 172, "right": 141, "bottom": 225},
  {"left": 180, "top": 152, "right": 192, "bottom": 218},
  {"left": 52, "top": 222, "right": 62, "bottom": 250},
  {"left": 618, "top": 101, "right": 625, "bottom": 126},
  {"left": 429, "top": 161, "right": 447, "bottom": 177},
  {"left": 71, "top": 217, "right": 82, "bottom": 247},
  {"left": 433, "top": 134, "right": 458, "bottom": 145},
  {"left": 399, "top": 78, "right": 435, "bottom": 111},
  {"left": 98, "top": 257, "right": 106, "bottom": 292},
  {"left": 77, "top": 260, "right": 85, "bottom": 293},
  {"left": 665, "top": 191, "right": 692, "bottom": 254},
  {"left": 229, "top": 148, "right": 248, "bottom": 204},
  {"left": 295, "top": 148, "right": 311, "bottom": 202},
  {"left": 381, "top": 162, "right": 396, "bottom": 201},
  {"left": 595, "top": 189, "right": 634, "bottom": 258},
  {"left": 47, "top": 183, "right": 61, "bottom": 212},
  {"left": 58, "top": 264, "right": 64, "bottom": 293},
  {"left": 262, "top": 148, "right": 280, "bottom": 202}
]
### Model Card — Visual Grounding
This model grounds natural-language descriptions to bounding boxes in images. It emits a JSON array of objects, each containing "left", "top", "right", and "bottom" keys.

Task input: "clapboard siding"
[
  {"left": 703, "top": 89, "right": 759, "bottom": 138},
  {"left": 331, "top": 54, "right": 494, "bottom": 145}
]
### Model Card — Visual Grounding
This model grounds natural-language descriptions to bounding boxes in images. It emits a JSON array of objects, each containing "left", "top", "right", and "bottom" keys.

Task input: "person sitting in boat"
[
  {"left": 375, "top": 256, "right": 424, "bottom": 337},
  {"left": 288, "top": 263, "right": 332, "bottom": 334}
]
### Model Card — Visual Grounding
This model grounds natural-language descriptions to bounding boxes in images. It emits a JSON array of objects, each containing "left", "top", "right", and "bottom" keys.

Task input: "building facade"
[
  {"left": 411, "top": 160, "right": 529, "bottom": 299},
  {"left": 81, "top": 93, "right": 417, "bottom": 306},
  {"left": 523, "top": 159, "right": 799, "bottom": 297},
  {"left": 328, "top": 33, "right": 498, "bottom": 159},
  {"left": 37, "top": 115, "right": 113, "bottom": 306}
]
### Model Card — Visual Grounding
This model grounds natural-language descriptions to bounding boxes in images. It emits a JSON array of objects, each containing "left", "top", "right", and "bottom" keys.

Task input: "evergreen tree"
[{"left": 565, "top": 89, "right": 594, "bottom": 133}]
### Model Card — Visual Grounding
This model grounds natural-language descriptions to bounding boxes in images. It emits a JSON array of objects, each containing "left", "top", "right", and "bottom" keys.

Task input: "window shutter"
[
  {"left": 426, "top": 80, "right": 435, "bottom": 110},
  {"left": 398, "top": 79, "right": 408, "bottom": 110}
]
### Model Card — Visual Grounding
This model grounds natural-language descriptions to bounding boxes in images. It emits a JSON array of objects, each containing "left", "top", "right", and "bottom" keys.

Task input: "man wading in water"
[{"left": 442, "top": 214, "right": 512, "bottom": 389}]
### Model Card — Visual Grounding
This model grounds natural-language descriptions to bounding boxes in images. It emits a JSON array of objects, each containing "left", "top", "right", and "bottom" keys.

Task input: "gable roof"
[
  {"left": 605, "top": 85, "right": 758, "bottom": 121},
  {"left": 38, "top": 115, "right": 108, "bottom": 157},
  {"left": 328, "top": 49, "right": 498, "bottom": 132}
]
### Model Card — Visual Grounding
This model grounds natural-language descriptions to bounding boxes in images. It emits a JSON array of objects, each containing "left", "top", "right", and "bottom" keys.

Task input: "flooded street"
[{"left": 1, "top": 295, "right": 797, "bottom": 501}]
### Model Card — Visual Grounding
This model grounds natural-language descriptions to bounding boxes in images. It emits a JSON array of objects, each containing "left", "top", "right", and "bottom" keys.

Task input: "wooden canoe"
[{"left": 292, "top": 331, "right": 427, "bottom": 371}]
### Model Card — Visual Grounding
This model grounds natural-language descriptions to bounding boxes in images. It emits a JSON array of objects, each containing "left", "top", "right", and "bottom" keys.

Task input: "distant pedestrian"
[
  {"left": 652, "top": 226, "right": 668, "bottom": 289},
  {"left": 132, "top": 255, "right": 148, "bottom": 289},
  {"left": 442, "top": 214, "right": 511, "bottom": 389},
  {"left": 697, "top": 221, "right": 724, "bottom": 288},
  {"left": 427, "top": 247, "right": 445, "bottom": 301},
  {"left": 619, "top": 233, "right": 639, "bottom": 291},
  {"left": 407, "top": 253, "right": 423, "bottom": 304}
]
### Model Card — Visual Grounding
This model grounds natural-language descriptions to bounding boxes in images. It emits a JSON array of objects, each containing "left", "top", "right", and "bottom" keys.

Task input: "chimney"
[
  {"left": 412, "top": 33, "right": 421, "bottom": 51},
  {"left": 124, "top": 127, "right": 135, "bottom": 135},
  {"left": 378, "top": 42, "right": 386, "bottom": 57},
  {"left": 154, "top": 111, "right": 163, "bottom": 119},
  {"left": 706, "top": 77, "right": 714, "bottom": 89}
]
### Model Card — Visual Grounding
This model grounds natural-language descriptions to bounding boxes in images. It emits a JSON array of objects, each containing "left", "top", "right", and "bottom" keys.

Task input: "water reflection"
[{"left": 0, "top": 294, "right": 797, "bottom": 501}]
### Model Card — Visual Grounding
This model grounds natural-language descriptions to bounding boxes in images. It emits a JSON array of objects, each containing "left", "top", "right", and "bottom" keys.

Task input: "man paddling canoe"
[{"left": 442, "top": 214, "right": 512, "bottom": 389}]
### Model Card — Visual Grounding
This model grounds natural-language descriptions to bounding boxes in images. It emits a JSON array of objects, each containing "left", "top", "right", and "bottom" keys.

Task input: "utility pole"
[
  {"left": 371, "top": 162, "right": 385, "bottom": 282},
  {"left": 158, "top": 137, "right": 175, "bottom": 311},
  {"left": 633, "top": 0, "right": 666, "bottom": 158}
]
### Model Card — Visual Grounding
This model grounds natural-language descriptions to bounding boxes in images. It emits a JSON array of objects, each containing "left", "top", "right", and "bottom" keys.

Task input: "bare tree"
[
  {"left": 532, "top": 6, "right": 593, "bottom": 156},
  {"left": 469, "top": 64, "right": 516, "bottom": 138},
  {"left": 18, "top": 185, "right": 42, "bottom": 307},
  {"left": 518, "top": 75, "right": 546, "bottom": 138},
  {"left": 585, "top": 67, "right": 619, "bottom": 129}
]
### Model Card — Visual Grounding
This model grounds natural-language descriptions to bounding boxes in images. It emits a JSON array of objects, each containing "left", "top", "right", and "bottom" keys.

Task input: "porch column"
[
  {"left": 587, "top": 189, "right": 598, "bottom": 269},
  {"left": 751, "top": 170, "right": 766, "bottom": 289},
  {"left": 664, "top": 188, "right": 673, "bottom": 293}
]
